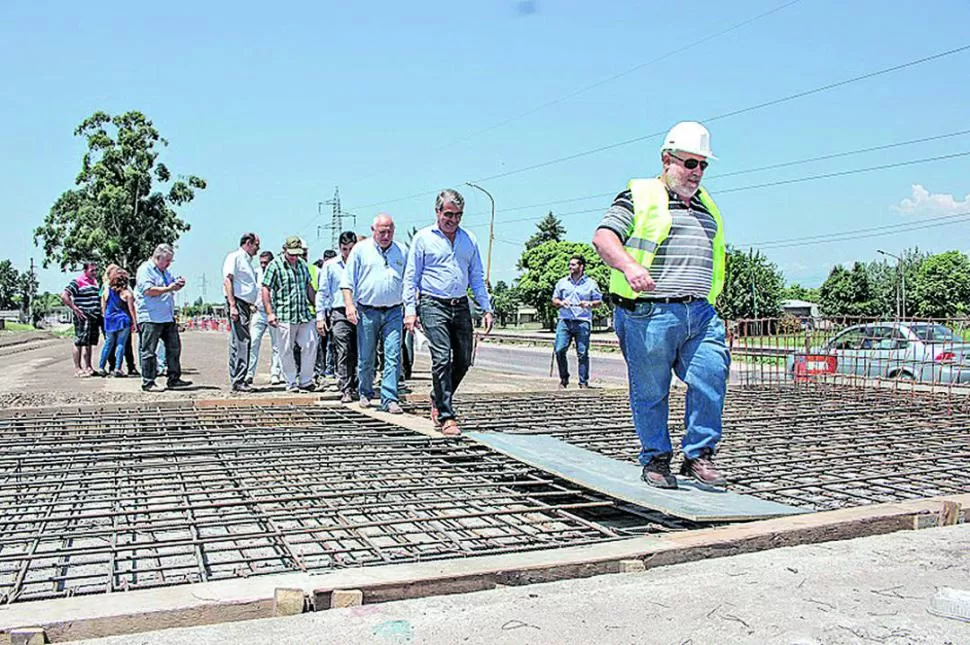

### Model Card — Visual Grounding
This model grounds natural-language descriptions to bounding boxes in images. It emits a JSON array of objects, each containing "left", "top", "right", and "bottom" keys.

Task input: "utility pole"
[
  {"left": 318, "top": 187, "right": 357, "bottom": 251},
  {"left": 27, "top": 258, "right": 35, "bottom": 324},
  {"left": 465, "top": 182, "right": 496, "bottom": 285},
  {"left": 199, "top": 272, "right": 208, "bottom": 303},
  {"left": 877, "top": 250, "right": 905, "bottom": 318}
]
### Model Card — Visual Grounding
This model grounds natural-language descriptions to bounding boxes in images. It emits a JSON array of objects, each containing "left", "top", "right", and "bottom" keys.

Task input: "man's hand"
[
  {"left": 172, "top": 277, "right": 186, "bottom": 292},
  {"left": 229, "top": 303, "right": 239, "bottom": 322},
  {"left": 623, "top": 263, "right": 656, "bottom": 293},
  {"left": 482, "top": 312, "right": 494, "bottom": 335},
  {"left": 267, "top": 312, "right": 278, "bottom": 328},
  {"left": 315, "top": 319, "right": 328, "bottom": 336},
  {"left": 74, "top": 308, "right": 88, "bottom": 320},
  {"left": 346, "top": 303, "right": 359, "bottom": 326},
  {"left": 404, "top": 315, "right": 418, "bottom": 333}
]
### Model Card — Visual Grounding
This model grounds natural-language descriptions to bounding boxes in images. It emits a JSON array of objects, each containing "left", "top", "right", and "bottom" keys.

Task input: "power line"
[
  {"left": 336, "top": 43, "right": 970, "bottom": 217},
  {"left": 468, "top": 150, "right": 970, "bottom": 232},
  {"left": 463, "top": 128, "right": 970, "bottom": 219},
  {"left": 336, "top": 0, "right": 801, "bottom": 190},
  {"left": 472, "top": 43, "right": 970, "bottom": 183},
  {"left": 739, "top": 211, "right": 970, "bottom": 248}
]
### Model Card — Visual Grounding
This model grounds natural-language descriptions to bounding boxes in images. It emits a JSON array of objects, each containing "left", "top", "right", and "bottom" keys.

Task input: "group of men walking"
[
  {"left": 62, "top": 119, "right": 732, "bottom": 489},
  {"left": 224, "top": 189, "right": 494, "bottom": 435},
  {"left": 224, "top": 119, "right": 730, "bottom": 484}
]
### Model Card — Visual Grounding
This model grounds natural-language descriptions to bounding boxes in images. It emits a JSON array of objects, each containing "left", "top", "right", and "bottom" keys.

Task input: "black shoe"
[
  {"left": 167, "top": 379, "right": 193, "bottom": 388},
  {"left": 244, "top": 377, "right": 254, "bottom": 386},
  {"left": 232, "top": 383, "right": 253, "bottom": 393},
  {"left": 680, "top": 449, "right": 727, "bottom": 487},
  {"left": 641, "top": 453, "right": 678, "bottom": 489},
  {"left": 141, "top": 382, "right": 158, "bottom": 392}
]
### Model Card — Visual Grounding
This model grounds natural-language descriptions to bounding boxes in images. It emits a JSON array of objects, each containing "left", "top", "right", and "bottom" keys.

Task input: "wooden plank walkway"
[{"left": 466, "top": 432, "right": 806, "bottom": 522}]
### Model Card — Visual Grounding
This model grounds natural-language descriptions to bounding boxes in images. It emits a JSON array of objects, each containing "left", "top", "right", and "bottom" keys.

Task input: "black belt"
[
  {"left": 426, "top": 295, "right": 468, "bottom": 306},
  {"left": 358, "top": 303, "right": 402, "bottom": 311},
  {"left": 610, "top": 294, "right": 703, "bottom": 310}
]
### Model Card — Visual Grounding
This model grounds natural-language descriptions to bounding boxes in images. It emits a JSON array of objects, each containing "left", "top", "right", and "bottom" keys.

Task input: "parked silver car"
[{"left": 788, "top": 322, "right": 970, "bottom": 383}]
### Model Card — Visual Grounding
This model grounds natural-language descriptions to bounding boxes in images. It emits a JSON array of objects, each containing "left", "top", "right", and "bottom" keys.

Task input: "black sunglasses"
[
  {"left": 668, "top": 152, "right": 709, "bottom": 171},
  {"left": 439, "top": 209, "right": 463, "bottom": 218}
]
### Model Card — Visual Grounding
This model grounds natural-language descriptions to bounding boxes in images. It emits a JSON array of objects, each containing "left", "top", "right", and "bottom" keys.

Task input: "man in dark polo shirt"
[
  {"left": 593, "top": 121, "right": 730, "bottom": 490},
  {"left": 62, "top": 261, "right": 102, "bottom": 377}
]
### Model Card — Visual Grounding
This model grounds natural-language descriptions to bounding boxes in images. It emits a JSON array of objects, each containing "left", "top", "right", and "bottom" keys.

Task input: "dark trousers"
[
  {"left": 330, "top": 308, "right": 358, "bottom": 396},
  {"left": 420, "top": 298, "right": 473, "bottom": 423},
  {"left": 139, "top": 321, "right": 182, "bottom": 386},
  {"left": 227, "top": 301, "right": 253, "bottom": 385},
  {"left": 314, "top": 331, "right": 328, "bottom": 378}
]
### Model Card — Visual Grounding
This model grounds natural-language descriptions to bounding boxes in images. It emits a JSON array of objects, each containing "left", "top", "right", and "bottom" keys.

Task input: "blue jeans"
[
  {"left": 99, "top": 327, "right": 131, "bottom": 372},
  {"left": 356, "top": 305, "right": 403, "bottom": 408},
  {"left": 614, "top": 300, "right": 730, "bottom": 465},
  {"left": 554, "top": 319, "right": 591, "bottom": 385}
]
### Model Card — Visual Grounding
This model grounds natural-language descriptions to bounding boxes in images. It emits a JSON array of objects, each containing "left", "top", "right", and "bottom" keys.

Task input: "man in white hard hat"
[{"left": 592, "top": 121, "right": 729, "bottom": 490}]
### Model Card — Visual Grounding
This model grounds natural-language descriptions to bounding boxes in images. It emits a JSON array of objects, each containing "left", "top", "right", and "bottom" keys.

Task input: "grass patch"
[{"left": 0, "top": 321, "right": 35, "bottom": 332}]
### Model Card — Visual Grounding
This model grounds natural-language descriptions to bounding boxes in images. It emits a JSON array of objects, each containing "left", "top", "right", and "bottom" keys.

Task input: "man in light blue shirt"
[
  {"left": 403, "top": 189, "right": 494, "bottom": 436},
  {"left": 342, "top": 214, "right": 406, "bottom": 413},
  {"left": 316, "top": 231, "right": 359, "bottom": 403},
  {"left": 135, "top": 243, "right": 191, "bottom": 392},
  {"left": 552, "top": 254, "right": 603, "bottom": 388}
]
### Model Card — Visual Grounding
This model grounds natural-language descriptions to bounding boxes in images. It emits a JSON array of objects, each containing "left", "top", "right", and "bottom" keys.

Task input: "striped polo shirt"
[
  {"left": 65, "top": 275, "right": 102, "bottom": 316},
  {"left": 597, "top": 184, "right": 717, "bottom": 299}
]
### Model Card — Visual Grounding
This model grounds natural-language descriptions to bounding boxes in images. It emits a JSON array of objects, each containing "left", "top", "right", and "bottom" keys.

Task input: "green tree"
[
  {"left": 781, "top": 283, "right": 819, "bottom": 303},
  {"left": 867, "top": 248, "right": 927, "bottom": 318},
  {"left": 912, "top": 251, "right": 970, "bottom": 318},
  {"left": 18, "top": 268, "right": 39, "bottom": 323},
  {"left": 523, "top": 211, "right": 567, "bottom": 251},
  {"left": 34, "top": 111, "right": 207, "bottom": 272},
  {"left": 716, "top": 247, "right": 784, "bottom": 320},
  {"left": 818, "top": 262, "right": 882, "bottom": 317},
  {"left": 490, "top": 280, "right": 521, "bottom": 327},
  {"left": 0, "top": 260, "right": 19, "bottom": 309},
  {"left": 517, "top": 241, "right": 608, "bottom": 329}
]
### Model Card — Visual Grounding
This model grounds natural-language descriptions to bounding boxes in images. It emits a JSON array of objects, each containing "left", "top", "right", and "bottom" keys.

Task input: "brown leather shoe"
[
  {"left": 641, "top": 453, "right": 677, "bottom": 489},
  {"left": 680, "top": 449, "right": 727, "bottom": 487}
]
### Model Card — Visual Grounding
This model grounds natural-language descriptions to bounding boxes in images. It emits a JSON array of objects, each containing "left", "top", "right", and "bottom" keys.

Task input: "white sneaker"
[
  {"left": 271, "top": 375, "right": 283, "bottom": 385},
  {"left": 359, "top": 396, "right": 372, "bottom": 408}
]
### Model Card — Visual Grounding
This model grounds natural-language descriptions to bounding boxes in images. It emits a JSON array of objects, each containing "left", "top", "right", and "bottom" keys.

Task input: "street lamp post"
[
  {"left": 877, "top": 249, "right": 906, "bottom": 318},
  {"left": 465, "top": 181, "right": 495, "bottom": 285}
]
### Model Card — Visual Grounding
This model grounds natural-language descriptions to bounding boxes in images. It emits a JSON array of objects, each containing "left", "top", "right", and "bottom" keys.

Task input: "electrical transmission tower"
[{"left": 317, "top": 187, "right": 357, "bottom": 250}]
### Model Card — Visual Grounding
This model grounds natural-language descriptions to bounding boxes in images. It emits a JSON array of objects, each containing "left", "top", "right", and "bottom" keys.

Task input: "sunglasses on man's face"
[
  {"left": 668, "top": 153, "right": 708, "bottom": 171},
  {"left": 440, "top": 210, "right": 463, "bottom": 219}
]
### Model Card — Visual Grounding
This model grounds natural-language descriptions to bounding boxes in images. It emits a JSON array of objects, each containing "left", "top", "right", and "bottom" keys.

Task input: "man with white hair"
[
  {"left": 135, "top": 243, "right": 192, "bottom": 392},
  {"left": 341, "top": 214, "right": 406, "bottom": 413},
  {"left": 592, "top": 121, "right": 729, "bottom": 490}
]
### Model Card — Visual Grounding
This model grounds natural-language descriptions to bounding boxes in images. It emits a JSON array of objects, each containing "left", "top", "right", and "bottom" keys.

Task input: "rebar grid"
[
  {"left": 406, "top": 384, "right": 970, "bottom": 513},
  {"left": 0, "top": 404, "right": 626, "bottom": 604}
]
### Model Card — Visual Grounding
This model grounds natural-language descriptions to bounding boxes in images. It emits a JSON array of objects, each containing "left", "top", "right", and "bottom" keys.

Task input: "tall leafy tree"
[
  {"left": 818, "top": 262, "right": 882, "bottom": 317},
  {"left": 912, "top": 251, "right": 970, "bottom": 318},
  {"left": 517, "top": 240, "right": 608, "bottom": 329},
  {"left": 34, "top": 111, "right": 207, "bottom": 272},
  {"left": 716, "top": 247, "right": 784, "bottom": 320},
  {"left": 523, "top": 211, "right": 567, "bottom": 251},
  {"left": 490, "top": 280, "right": 521, "bottom": 327},
  {"left": 0, "top": 260, "right": 20, "bottom": 309}
]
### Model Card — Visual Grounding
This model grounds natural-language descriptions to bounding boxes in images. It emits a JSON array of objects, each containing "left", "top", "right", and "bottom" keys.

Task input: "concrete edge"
[{"left": 1, "top": 494, "right": 964, "bottom": 643}]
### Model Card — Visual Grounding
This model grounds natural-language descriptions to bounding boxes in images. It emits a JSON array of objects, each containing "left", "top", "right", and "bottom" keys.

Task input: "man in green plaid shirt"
[{"left": 261, "top": 236, "right": 317, "bottom": 392}]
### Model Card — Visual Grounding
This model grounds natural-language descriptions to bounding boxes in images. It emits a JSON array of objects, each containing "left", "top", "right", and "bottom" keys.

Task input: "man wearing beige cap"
[{"left": 260, "top": 236, "right": 317, "bottom": 392}]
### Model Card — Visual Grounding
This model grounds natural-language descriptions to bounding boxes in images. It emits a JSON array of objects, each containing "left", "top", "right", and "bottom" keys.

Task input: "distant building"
[{"left": 781, "top": 299, "right": 820, "bottom": 318}]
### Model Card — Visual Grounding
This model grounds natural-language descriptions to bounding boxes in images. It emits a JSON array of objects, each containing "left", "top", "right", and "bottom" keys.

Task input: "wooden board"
[{"left": 466, "top": 432, "right": 806, "bottom": 522}]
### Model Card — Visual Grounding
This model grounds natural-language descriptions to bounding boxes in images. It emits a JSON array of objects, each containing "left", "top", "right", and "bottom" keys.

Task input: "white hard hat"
[{"left": 660, "top": 121, "right": 717, "bottom": 160}]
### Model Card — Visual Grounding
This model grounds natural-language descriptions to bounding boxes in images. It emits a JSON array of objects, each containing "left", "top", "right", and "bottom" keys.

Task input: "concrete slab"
[
  {"left": 69, "top": 523, "right": 970, "bottom": 645},
  {"left": 466, "top": 432, "right": 806, "bottom": 521}
]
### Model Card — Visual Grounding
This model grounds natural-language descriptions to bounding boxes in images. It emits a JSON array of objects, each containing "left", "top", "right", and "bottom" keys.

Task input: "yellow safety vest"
[
  {"left": 308, "top": 263, "right": 319, "bottom": 314},
  {"left": 608, "top": 177, "right": 725, "bottom": 304}
]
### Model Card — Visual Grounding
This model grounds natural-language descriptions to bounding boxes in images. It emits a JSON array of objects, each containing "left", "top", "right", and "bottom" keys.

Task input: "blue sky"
[{"left": 1, "top": 0, "right": 969, "bottom": 302}]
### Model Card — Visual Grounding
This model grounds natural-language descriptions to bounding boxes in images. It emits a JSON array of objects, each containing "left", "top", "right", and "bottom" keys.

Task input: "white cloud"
[{"left": 892, "top": 184, "right": 970, "bottom": 217}]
